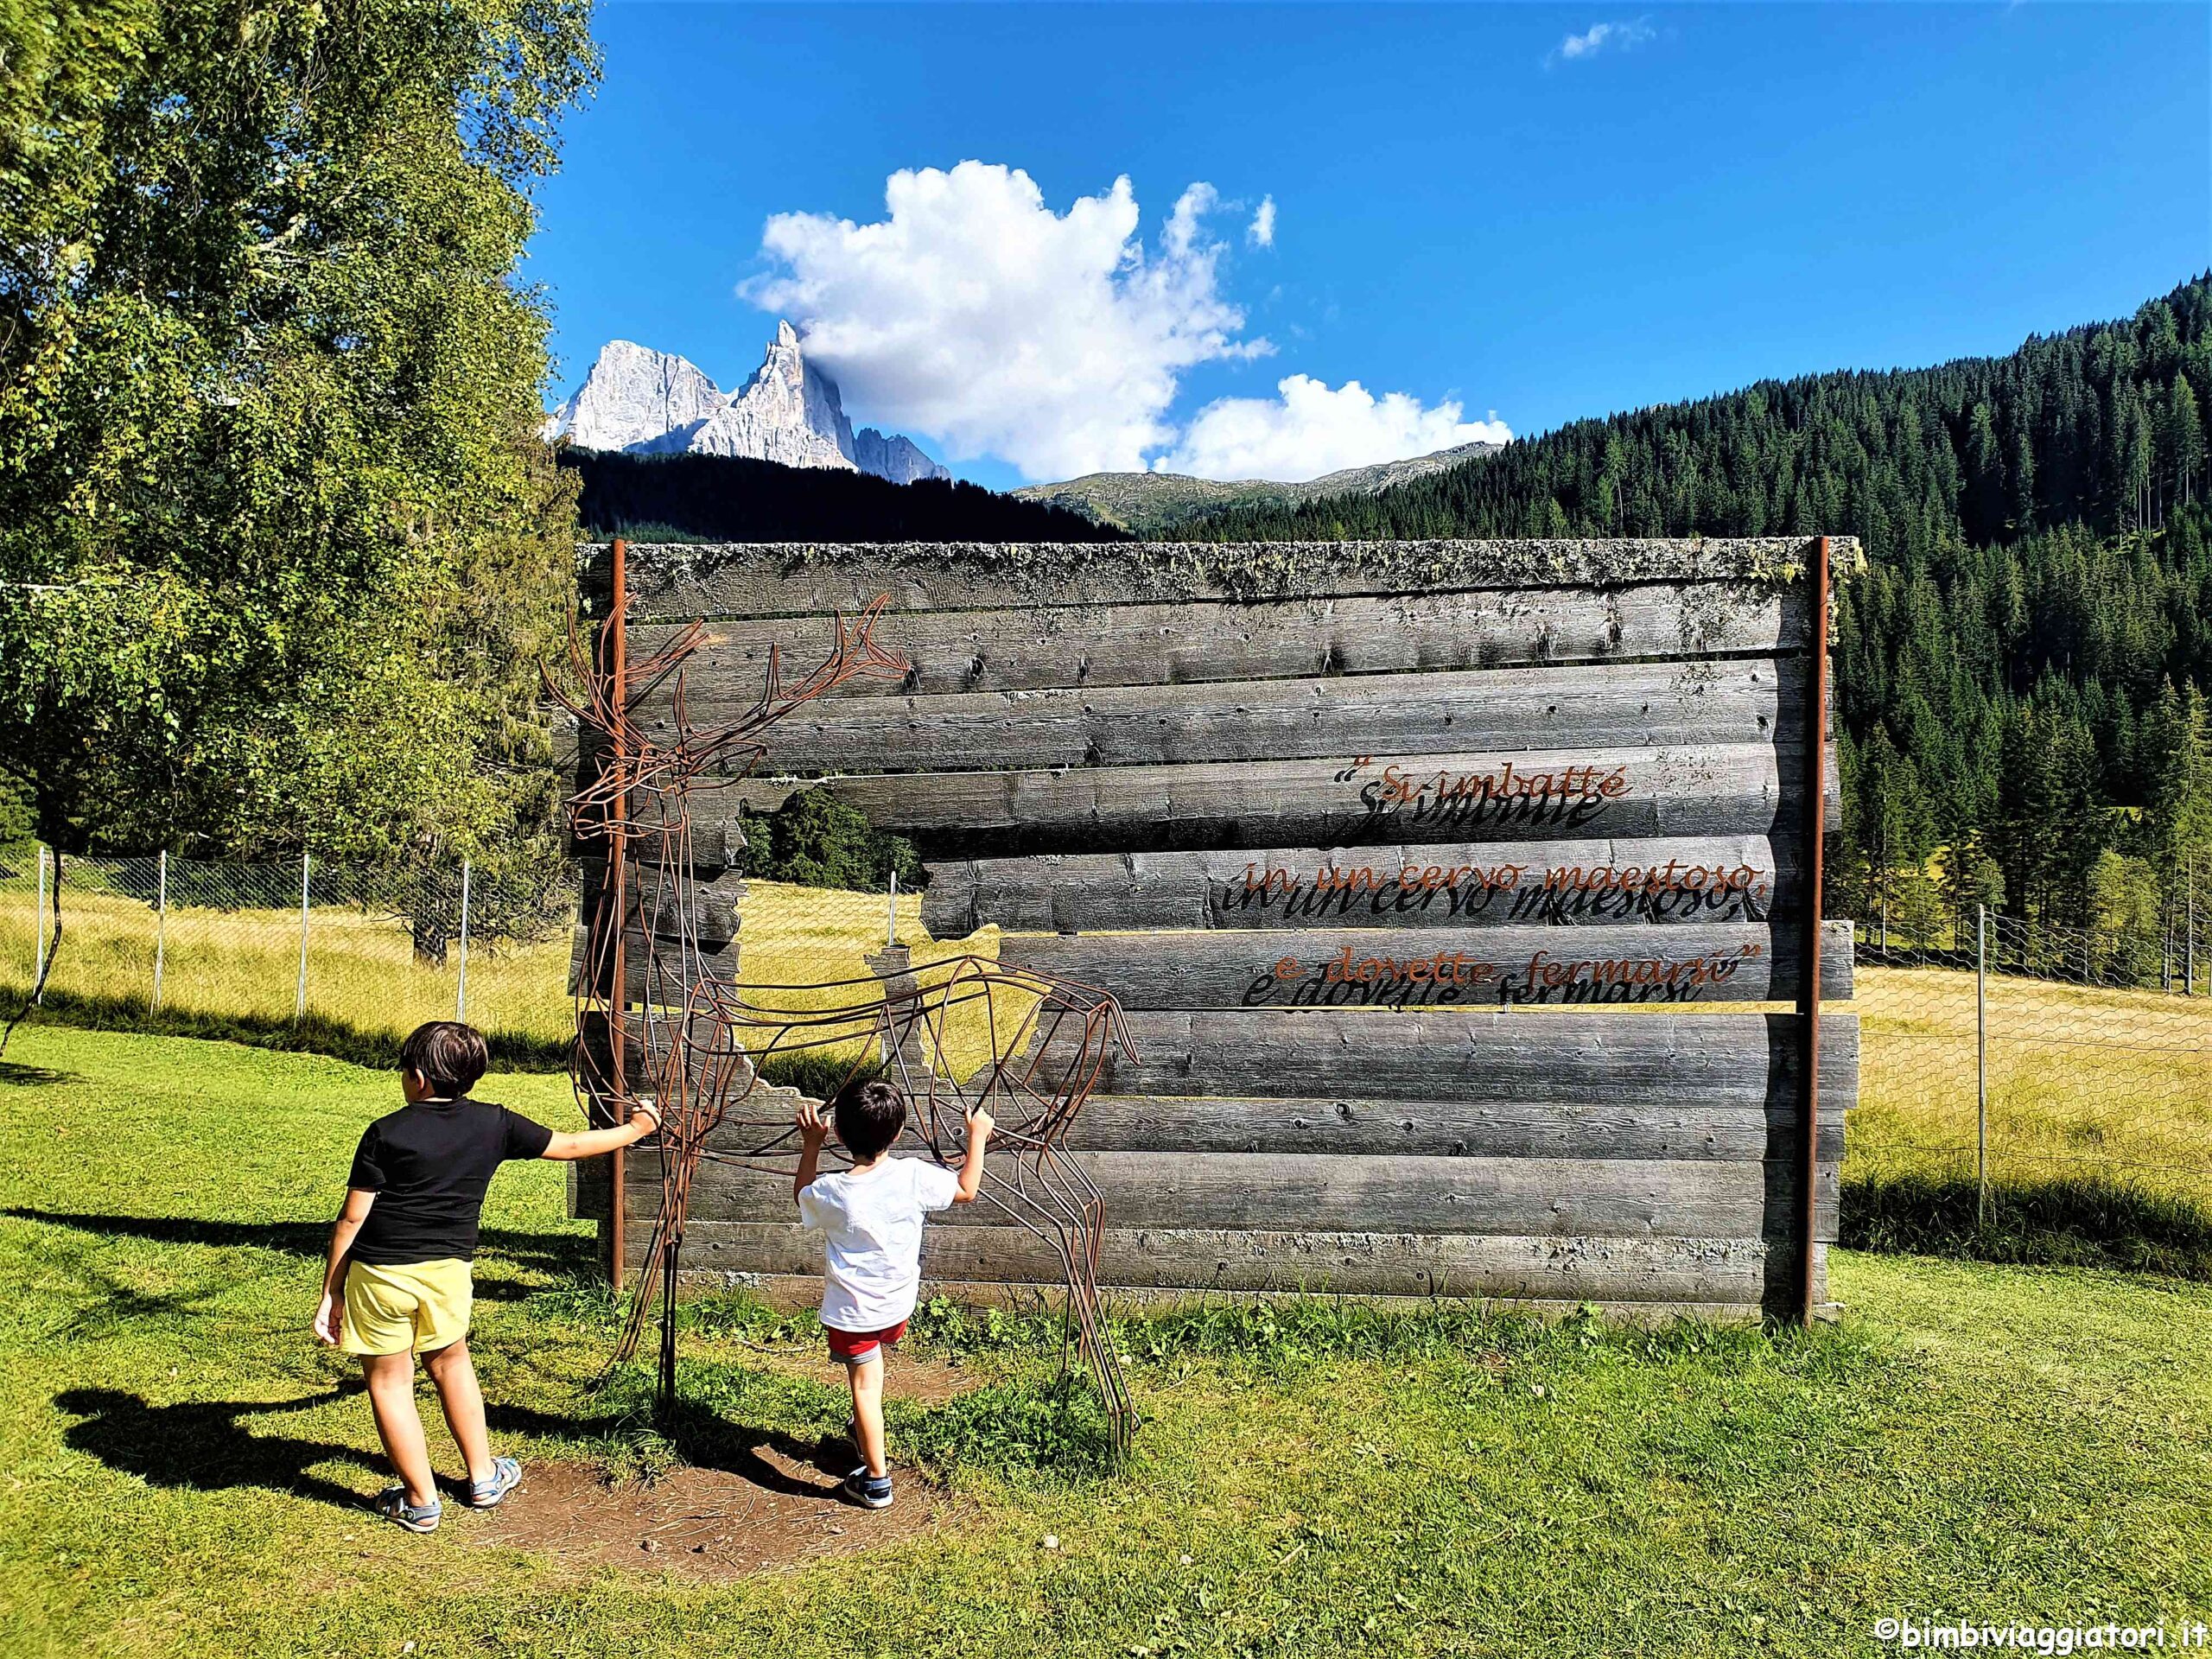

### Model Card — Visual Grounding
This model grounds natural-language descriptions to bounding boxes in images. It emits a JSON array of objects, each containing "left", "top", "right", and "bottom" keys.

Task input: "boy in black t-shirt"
[{"left": 314, "top": 1021, "right": 658, "bottom": 1533}]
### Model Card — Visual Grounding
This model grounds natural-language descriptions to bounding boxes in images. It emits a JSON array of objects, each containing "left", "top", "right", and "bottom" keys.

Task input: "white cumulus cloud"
[
  {"left": 1248, "top": 195, "right": 1276, "bottom": 248},
  {"left": 741, "top": 161, "right": 1268, "bottom": 480},
  {"left": 1153, "top": 374, "right": 1512, "bottom": 483},
  {"left": 1550, "top": 17, "right": 1655, "bottom": 64}
]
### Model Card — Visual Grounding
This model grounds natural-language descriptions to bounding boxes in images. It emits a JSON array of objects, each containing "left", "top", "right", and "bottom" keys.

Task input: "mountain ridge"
[
  {"left": 1012, "top": 439, "right": 1503, "bottom": 532},
  {"left": 543, "top": 326, "right": 950, "bottom": 484}
]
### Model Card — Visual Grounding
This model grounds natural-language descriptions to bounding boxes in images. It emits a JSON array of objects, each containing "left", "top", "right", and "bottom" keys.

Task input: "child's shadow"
[
  {"left": 486, "top": 1397, "right": 856, "bottom": 1501},
  {"left": 55, "top": 1385, "right": 383, "bottom": 1510}
]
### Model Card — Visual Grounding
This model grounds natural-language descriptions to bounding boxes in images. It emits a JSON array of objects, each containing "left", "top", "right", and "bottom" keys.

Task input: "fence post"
[
  {"left": 1795, "top": 534, "right": 1832, "bottom": 1328},
  {"left": 150, "top": 849, "right": 168, "bottom": 1014},
  {"left": 32, "top": 841, "right": 47, "bottom": 1004},
  {"left": 2189, "top": 861, "right": 2196, "bottom": 995},
  {"left": 294, "top": 850, "right": 311, "bottom": 1023},
  {"left": 1976, "top": 903, "right": 1990, "bottom": 1228},
  {"left": 455, "top": 859, "right": 472, "bottom": 1023},
  {"left": 887, "top": 868, "right": 898, "bottom": 949}
]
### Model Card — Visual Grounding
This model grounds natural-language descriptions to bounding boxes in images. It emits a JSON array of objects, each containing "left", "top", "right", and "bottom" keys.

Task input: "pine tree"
[{"left": 2171, "top": 372, "right": 2205, "bottom": 511}]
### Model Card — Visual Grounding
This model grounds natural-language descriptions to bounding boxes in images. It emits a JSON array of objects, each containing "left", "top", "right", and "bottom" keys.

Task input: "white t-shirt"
[{"left": 797, "top": 1157, "right": 962, "bottom": 1332}]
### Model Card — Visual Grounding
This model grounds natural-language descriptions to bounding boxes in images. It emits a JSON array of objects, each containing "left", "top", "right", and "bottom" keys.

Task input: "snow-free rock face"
[
  {"left": 543, "top": 323, "right": 950, "bottom": 483},
  {"left": 541, "top": 340, "right": 727, "bottom": 454},
  {"left": 853, "top": 427, "right": 948, "bottom": 485}
]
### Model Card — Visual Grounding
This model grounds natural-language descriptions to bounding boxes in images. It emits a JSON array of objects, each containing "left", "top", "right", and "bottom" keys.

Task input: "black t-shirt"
[{"left": 345, "top": 1097, "right": 554, "bottom": 1266}]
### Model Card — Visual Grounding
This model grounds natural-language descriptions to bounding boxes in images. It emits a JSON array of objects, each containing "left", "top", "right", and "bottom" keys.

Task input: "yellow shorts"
[{"left": 340, "top": 1259, "right": 473, "bottom": 1357}]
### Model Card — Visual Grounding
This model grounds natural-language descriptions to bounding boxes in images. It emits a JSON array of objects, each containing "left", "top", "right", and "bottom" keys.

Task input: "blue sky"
[{"left": 531, "top": 3, "right": 2212, "bottom": 489}]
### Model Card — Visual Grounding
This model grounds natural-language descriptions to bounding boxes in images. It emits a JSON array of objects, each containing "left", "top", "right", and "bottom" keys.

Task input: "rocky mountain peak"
[{"left": 543, "top": 324, "right": 949, "bottom": 484}]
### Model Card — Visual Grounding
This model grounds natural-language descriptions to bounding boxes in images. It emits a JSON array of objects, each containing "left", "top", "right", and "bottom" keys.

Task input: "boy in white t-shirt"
[{"left": 793, "top": 1077, "right": 993, "bottom": 1510}]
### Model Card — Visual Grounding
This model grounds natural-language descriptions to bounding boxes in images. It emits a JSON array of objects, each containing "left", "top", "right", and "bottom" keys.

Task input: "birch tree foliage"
[{"left": 0, "top": 0, "right": 597, "bottom": 861}]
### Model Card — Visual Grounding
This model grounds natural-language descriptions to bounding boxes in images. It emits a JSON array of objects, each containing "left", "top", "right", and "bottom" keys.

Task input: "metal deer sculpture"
[{"left": 555, "top": 583, "right": 1138, "bottom": 1448}]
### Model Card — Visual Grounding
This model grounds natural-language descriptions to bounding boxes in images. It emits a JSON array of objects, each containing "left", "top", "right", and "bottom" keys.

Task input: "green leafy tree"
[
  {"left": 1938, "top": 831, "right": 2005, "bottom": 936},
  {"left": 2087, "top": 849, "right": 2163, "bottom": 983},
  {"left": 0, "top": 0, "right": 597, "bottom": 868},
  {"left": 741, "top": 793, "right": 925, "bottom": 896}
]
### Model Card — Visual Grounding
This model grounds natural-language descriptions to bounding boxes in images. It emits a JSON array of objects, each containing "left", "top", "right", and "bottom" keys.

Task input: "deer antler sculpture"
[{"left": 556, "top": 584, "right": 1139, "bottom": 1449}]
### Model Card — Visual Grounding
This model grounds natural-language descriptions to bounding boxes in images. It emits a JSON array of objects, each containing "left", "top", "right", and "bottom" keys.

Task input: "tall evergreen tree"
[{"left": 1179, "top": 274, "right": 2212, "bottom": 960}]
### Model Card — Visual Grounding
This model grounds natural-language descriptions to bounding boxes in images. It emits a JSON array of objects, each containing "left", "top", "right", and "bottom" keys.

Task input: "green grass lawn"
[{"left": 5, "top": 1027, "right": 2210, "bottom": 1658}]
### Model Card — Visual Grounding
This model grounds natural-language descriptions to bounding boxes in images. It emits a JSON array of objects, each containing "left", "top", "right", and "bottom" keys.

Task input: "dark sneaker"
[
  {"left": 840, "top": 1468, "right": 893, "bottom": 1510},
  {"left": 370, "top": 1484, "right": 442, "bottom": 1533},
  {"left": 464, "top": 1456, "right": 522, "bottom": 1509}
]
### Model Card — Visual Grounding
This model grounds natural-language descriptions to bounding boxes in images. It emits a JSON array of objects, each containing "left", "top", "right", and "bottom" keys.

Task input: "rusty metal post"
[
  {"left": 608, "top": 537, "right": 630, "bottom": 1290},
  {"left": 1798, "top": 535, "right": 1832, "bottom": 1325}
]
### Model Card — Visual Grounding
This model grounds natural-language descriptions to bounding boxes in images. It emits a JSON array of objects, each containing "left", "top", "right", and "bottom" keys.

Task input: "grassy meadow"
[
  {"left": 0, "top": 871, "right": 1000, "bottom": 1073},
  {"left": 1852, "top": 963, "right": 2212, "bottom": 1192},
  {"left": 9, "top": 856, "right": 2212, "bottom": 1259},
  {"left": 5, "top": 1023, "right": 2212, "bottom": 1658}
]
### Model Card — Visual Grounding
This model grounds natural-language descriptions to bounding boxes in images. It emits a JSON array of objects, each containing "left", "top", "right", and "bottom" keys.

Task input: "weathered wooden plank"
[
  {"left": 1049, "top": 1007, "right": 1859, "bottom": 1106},
  {"left": 658, "top": 1272, "right": 1781, "bottom": 1320},
  {"left": 639, "top": 1222, "right": 1788, "bottom": 1301},
  {"left": 565, "top": 807, "right": 748, "bottom": 872},
  {"left": 569, "top": 866, "right": 747, "bottom": 1001},
  {"left": 569, "top": 926, "right": 741, "bottom": 1003},
  {"left": 671, "top": 659, "right": 1806, "bottom": 777},
  {"left": 715, "top": 742, "right": 1841, "bottom": 859},
  {"left": 636, "top": 583, "right": 1809, "bottom": 701},
  {"left": 1070, "top": 1096, "right": 1846, "bottom": 1161},
  {"left": 677, "top": 1090, "right": 1844, "bottom": 1161},
  {"left": 996, "top": 920, "right": 1852, "bottom": 1008},
  {"left": 577, "top": 861, "right": 746, "bottom": 922},
  {"left": 639, "top": 1150, "right": 1840, "bottom": 1239},
  {"left": 617, "top": 537, "right": 1857, "bottom": 621},
  {"left": 922, "top": 836, "right": 1799, "bottom": 935}
]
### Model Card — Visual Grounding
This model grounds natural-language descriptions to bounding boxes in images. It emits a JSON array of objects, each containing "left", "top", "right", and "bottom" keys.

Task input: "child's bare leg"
[
  {"left": 423, "top": 1338, "right": 493, "bottom": 1484},
  {"left": 849, "top": 1355, "right": 888, "bottom": 1478},
  {"left": 361, "top": 1352, "right": 438, "bottom": 1506}
]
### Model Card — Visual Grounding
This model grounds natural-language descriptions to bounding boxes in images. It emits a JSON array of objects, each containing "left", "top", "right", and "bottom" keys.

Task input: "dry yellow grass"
[
  {"left": 0, "top": 877, "right": 1001, "bottom": 1067},
  {"left": 1850, "top": 963, "right": 2212, "bottom": 1201},
  {"left": 9, "top": 875, "right": 2207, "bottom": 1198}
]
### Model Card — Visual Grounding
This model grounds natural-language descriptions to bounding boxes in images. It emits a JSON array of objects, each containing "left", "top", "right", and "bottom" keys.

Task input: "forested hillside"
[
  {"left": 1181, "top": 276, "right": 2212, "bottom": 951},
  {"left": 563, "top": 449, "right": 1125, "bottom": 544}
]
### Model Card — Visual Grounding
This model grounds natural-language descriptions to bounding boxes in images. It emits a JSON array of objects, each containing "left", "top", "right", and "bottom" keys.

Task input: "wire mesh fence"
[
  {"left": 5, "top": 840, "right": 2206, "bottom": 1220},
  {"left": 1851, "top": 906, "right": 2212, "bottom": 1218},
  {"left": 0, "top": 845, "right": 580, "bottom": 1053},
  {"left": 0, "top": 844, "right": 966, "bottom": 1067}
]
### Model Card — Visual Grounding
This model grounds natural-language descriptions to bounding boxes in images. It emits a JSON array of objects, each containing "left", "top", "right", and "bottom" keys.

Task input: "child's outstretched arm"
[
  {"left": 539, "top": 1099, "right": 660, "bottom": 1161},
  {"left": 951, "top": 1104, "right": 995, "bottom": 1203},
  {"left": 793, "top": 1101, "right": 829, "bottom": 1205},
  {"left": 313, "top": 1189, "right": 375, "bottom": 1345}
]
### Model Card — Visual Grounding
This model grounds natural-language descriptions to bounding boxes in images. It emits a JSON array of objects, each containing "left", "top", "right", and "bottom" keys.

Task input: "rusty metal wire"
[{"left": 555, "top": 598, "right": 1140, "bottom": 1449}]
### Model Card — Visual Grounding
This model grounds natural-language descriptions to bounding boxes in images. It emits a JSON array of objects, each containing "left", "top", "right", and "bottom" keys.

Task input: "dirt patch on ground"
[
  {"left": 471, "top": 1446, "right": 956, "bottom": 1581},
  {"left": 469, "top": 1361, "right": 987, "bottom": 1580}
]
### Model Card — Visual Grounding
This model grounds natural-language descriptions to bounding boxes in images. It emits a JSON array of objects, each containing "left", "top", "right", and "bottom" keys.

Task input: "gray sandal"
[
  {"left": 370, "top": 1484, "right": 442, "bottom": 1533},
  {"left": 465, "top": 1456, "right": 522, "bottom": 1509}
]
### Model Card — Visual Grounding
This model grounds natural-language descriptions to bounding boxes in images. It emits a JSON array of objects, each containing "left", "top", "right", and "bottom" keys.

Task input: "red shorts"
[{"left": 824, "top": 1319, "right": 908, "bottom": 1365}]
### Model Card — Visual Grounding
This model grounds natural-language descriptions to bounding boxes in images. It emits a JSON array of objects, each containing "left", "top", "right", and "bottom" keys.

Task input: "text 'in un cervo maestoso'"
[{"left": 1220, "top": 857, "right": 1775, "bottom": 926}]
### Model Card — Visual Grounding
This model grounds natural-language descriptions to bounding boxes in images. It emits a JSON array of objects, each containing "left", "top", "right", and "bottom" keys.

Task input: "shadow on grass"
[
  {"left": 6, "top": 989, "right": 572, "bottom": 1073},
  {"left": 0, "top": 1060, "right": 76, "bottom": 1084},
  {"left": 1843, "top": 1170, "right": 2212, "bottom": 1281},
  {"left": 487, "top": 1395, "right": 856, "bottom": 1500},
  {"left": 54, "top": 1385, "right": 382, "bottom": 1510},
  {"left": 1, "top": 1208, "right": 594, "bottom": 1298}
]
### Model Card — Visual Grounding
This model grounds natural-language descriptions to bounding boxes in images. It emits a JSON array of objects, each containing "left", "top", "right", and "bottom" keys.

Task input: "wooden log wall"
[{"left": 576, "top": 537, "right": 1859, "bottom": 1319}]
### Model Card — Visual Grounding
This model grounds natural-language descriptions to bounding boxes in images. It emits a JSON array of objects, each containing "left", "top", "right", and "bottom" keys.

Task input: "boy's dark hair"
[
  {"left": 831, "top": 1076, "right": 906, "bottom": 1161},
  {"left": 399, "top": 1021, "right": 490, "bottom": 1096}
]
